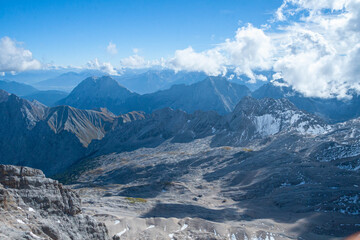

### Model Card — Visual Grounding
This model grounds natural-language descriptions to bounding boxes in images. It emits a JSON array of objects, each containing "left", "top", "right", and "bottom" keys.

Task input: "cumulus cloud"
[
  {"left": 168, "top": 24, "right": 272, "bottom": 82},
  {"left": 0, "top": 36, "right": 41, "bottom": 72},
  {"left": 272, "top": 0, "right": 360, "bottom": 99},
  {"left": 167, "top": 0, "right": 360, "bottom": 99},
  {"left": 168, "top": 47, "right": 227, "bottom": 76},
  {"left": 120, "top": 55, "right": 147, "bottom": 69},
  {"left": 107, "top": 42, "right": 118, "bottom": 55},
  {"left": 221, "top": 24, "right": 273, "bottom": 82},
  {"left": 86, "top": 58, "right": 119, "bottom": 75}
]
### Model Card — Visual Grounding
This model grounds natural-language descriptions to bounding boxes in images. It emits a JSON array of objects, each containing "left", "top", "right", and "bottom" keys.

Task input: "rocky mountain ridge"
[{"left": 0, "top": 164, "right": 109, "bottom": 239}]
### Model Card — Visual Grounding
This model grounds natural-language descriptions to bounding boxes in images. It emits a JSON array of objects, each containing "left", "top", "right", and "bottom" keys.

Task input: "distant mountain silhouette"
[
  {"left": 57, "top": 76, "right": 251, "bottom": 115},
  {"left": 0, "top": 79, "right": 38, "bottom": 96}
]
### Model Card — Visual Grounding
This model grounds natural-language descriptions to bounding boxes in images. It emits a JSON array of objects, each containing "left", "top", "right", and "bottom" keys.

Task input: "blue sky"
[
  {"left": 1, "top": 0, "right": 359, "bottom": 99},
  {"left": 0, "top": 0, "right": 282, "bottom": 66}
]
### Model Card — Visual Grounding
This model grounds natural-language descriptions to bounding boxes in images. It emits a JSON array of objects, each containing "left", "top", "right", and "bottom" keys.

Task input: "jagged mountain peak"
[
  {"left": 45, "top": 105, "right": 115, "bottom": 146},
  {"left": 223, "top": 97, "right": 330, "bottom": 145},
  {"left": 1, "top": 93, "right": 46, "bottom": 129},
  {"left": 233, "top": 96, "right": 297, "bottom": 116},
  {"left": 72, "top": 76, "right": 132, "bottom": 96}
]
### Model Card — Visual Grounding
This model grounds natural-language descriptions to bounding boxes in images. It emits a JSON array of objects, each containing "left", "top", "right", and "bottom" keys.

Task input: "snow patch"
[
  {"left": 146, "top": 225, "right": 155, "bottom": 229},
  {"left": 254, "top": 114, "right": 280, "bottom": 136},
  {"left": 180, "top": 224, "right": 188, "bottom": 231},
  {"left": 29, "top": 232, "right": 41, "bottom": 239},
  {"left": 16, "top": 219, "right": 25, "bottom": 224},
  {"left": 116, "top": 229, "right": 127, "bottom": 237}
]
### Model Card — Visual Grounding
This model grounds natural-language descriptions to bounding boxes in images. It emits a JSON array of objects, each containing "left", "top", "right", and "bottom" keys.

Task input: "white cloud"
[
  {"left": 167, "top": 24, "right": 272, "bottom": 81},
  {"left": 221, "top": 24, "right": 273, "bottom": 82},
  {"left": 168, "top": 46, "right": 227, "bottom": 76},
  {"left": 107, "top": 42, "right": 118, "bottom": 55},
  {"left": 120, "top": 55, "right": 147, "bottom": 69},
  {"left": 0, "top": 36, "right": 41, "bottom": 72},
  {"left": 271, "top": 0, "right": 360, "bottom": 99},
  {"left": 86, "top": 58, "right": 119, "bottom": 75},
  {"left": 167, "top": 0, "right": 360, "bottom": 99}
]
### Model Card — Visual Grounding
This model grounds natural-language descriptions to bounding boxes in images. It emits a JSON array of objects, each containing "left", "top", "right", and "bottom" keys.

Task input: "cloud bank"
[
  {"left": 0, "top": 37, "right": 41, "bottom": 73},
  {"left": 168, "top": 24, "right": 272, "bottom": 82},
  {"left": 167, "top": 0, "right": 360, "bottom": 99}
]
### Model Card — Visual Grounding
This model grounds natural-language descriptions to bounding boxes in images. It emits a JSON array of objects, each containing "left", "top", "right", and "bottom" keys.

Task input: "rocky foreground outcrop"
[{"left": 0, "top": 164, "right": 109, "bottom": 240}]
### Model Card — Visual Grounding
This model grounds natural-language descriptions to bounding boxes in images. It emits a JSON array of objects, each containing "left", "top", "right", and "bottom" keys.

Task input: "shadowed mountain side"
[
  {"left": 87, "top": 108, "right": 223, "bottom": 157},
  {"left": 0, "top": 91, "right": 144, "bottom": 175},
  {"left": 57, "top": 76, "right": 138, "bottom": 112}
]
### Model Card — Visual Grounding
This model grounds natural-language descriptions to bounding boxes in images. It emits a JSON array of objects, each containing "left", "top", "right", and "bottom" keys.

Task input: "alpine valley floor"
[{"left": 64, "top": 137, "right": 360, "bottom": 240}]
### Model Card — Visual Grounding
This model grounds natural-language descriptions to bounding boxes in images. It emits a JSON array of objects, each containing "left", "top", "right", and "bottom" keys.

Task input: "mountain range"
[
  {"left": 0, "top": 79, "right": 68, "bottom": 106},
  {"left": 1, "top": 86, "right": 359, "bottom": 239},
  {"left": 3, "top": 73, "right": 360, "bottom": 123},
  {"left": 57, "top": 76, "right": 251, "bottom": 115}
]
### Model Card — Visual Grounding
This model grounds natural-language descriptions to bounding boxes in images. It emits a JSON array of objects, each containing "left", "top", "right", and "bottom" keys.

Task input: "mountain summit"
[{"left": 57, "top": 76, "right": 137, "bottom": 112}]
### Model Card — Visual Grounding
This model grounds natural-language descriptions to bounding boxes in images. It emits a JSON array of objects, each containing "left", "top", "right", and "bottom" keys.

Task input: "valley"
[{"left": 0, "top": 75, "right": 359, "bottom": 239}]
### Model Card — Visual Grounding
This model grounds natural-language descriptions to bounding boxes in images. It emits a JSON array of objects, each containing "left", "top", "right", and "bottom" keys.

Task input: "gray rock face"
[{"left": 0, "top": 164, "right": 109, "bottom": 240}]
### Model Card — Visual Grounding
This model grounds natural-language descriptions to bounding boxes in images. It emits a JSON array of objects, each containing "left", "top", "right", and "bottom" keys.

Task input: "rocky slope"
[
  {"left": 0, "top": 91, "right": 117, "bottom": 175},
  {"left": 86, "top": 97, "right": 329, "bottom": 158},
  {"left": 0, "top": 164, "right": 109, "bottom": 240},
  {"left": 54, "top": 97, "right": 360, "bottom": 239}
]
